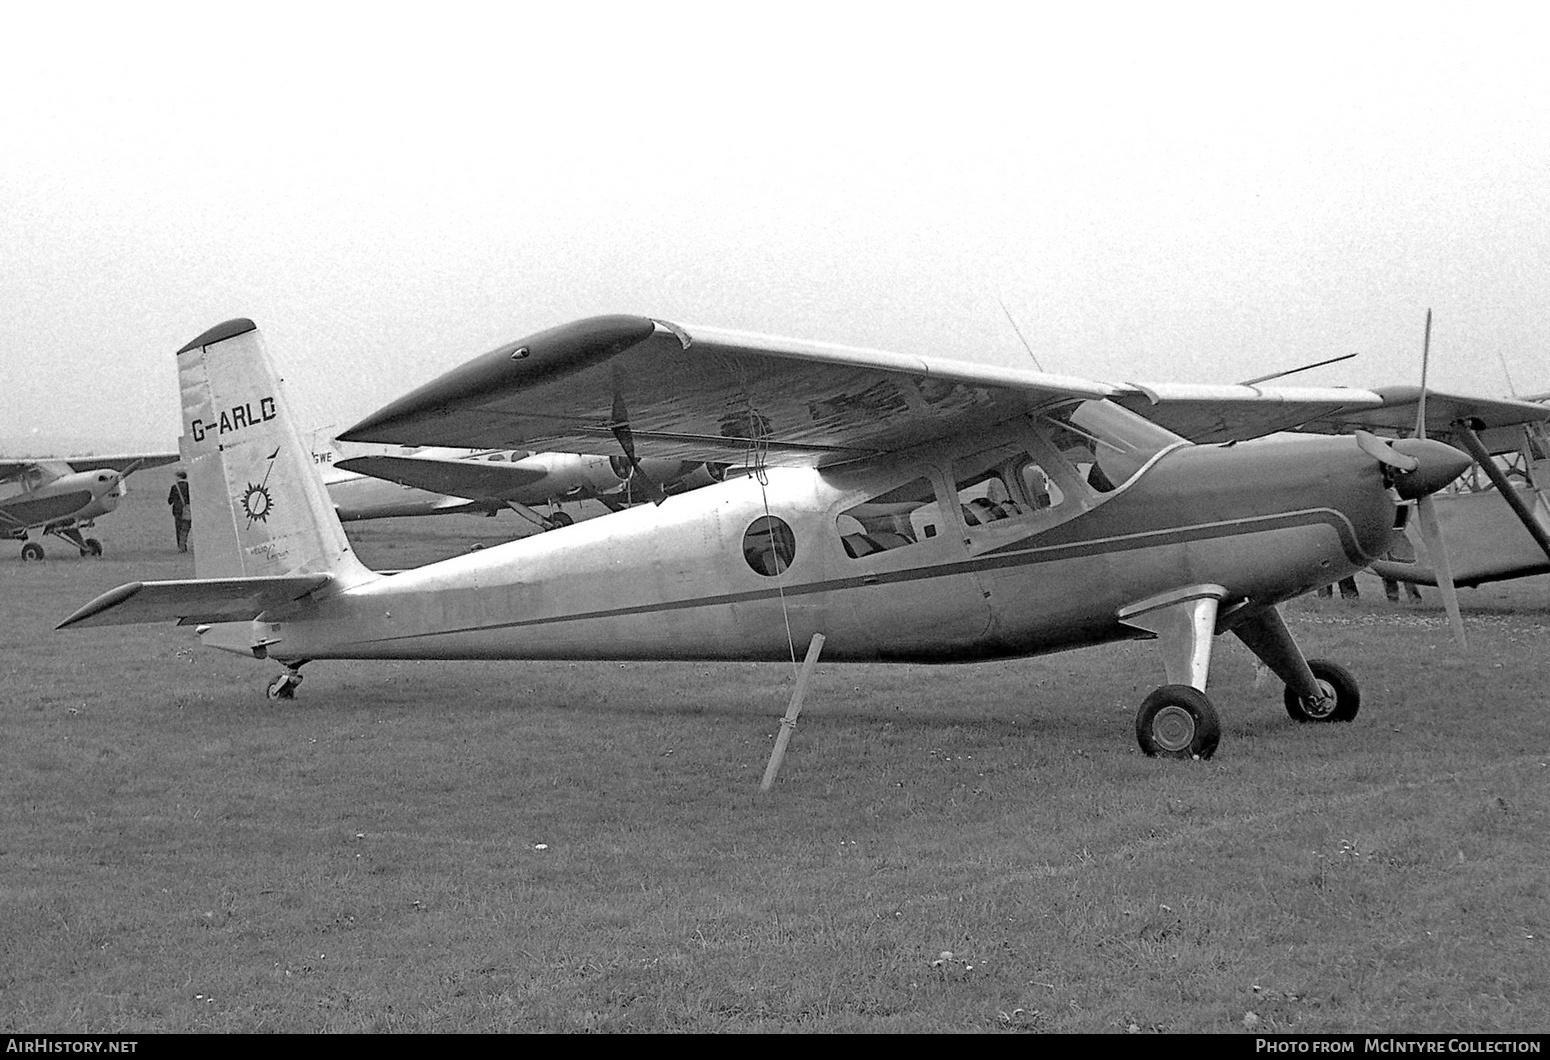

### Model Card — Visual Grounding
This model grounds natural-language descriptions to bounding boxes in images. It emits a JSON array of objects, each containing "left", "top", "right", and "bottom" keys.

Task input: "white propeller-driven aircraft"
[
  {"left": 1, "top": 453, "right": 179, "bottom": 559},
  {"left": 61, "top": 316, "right": 1482, "bottom": 759},
  {"left": 317, "top": 439, "right": 724, "bottom": 529}
]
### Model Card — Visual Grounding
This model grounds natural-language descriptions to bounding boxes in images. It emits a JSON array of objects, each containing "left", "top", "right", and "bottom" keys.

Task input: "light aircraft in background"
[
  {"left": 2, "top": 454, "right": 179, "bottom": 559},
  {"left": 314, "top": 437, "right": 725, "bottom": 530},
  {"left": 62, "top": 315, "right": 1492, "bottom": 761},
  {"left": 1366, "top": 399, "right": 1550, "bottom": 590}
]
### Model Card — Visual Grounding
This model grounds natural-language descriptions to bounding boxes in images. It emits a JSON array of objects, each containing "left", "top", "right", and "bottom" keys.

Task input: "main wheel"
[
  {"left": 82, "top": 538, "right": 103, "bottom": 557},
  {"left": 1284, "top": 658, "right": 1360, "bottom": 723},
  {"left": 548, "top": 511, "right": 574, "bottom": 528},
  {"left": 1136, "top": 685, "right": 1221, "bottom": 759},
  {"left": 266, "top": 674, "right": 299, "bottom": 700},
  {"left": 21, "top": 542, "right": 44, "bottom": 561}
]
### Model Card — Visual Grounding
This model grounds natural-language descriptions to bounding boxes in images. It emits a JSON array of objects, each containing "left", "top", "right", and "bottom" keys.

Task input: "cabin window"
[
  {"left": 744, "top": 515, "right": 796, "bottom": 576},
  {"left": 952, "top": 444, "right": 1069, "bottom": 528},
  {"left": 836, "top": 477, "right": 943, "bottom": 558}
]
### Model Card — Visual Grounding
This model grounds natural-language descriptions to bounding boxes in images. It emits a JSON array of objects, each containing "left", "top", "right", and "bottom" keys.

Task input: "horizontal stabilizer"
[{"left": 57, "top": 574, "right": 332, "bottom": 629}]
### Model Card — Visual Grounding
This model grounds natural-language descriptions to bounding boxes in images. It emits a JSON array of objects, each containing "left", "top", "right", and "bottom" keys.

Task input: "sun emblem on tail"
[
  {"left": 239, "top": 447, "right": 283, "bottom": 526},
  {"left": 242, "top": 482, "right": 274, "bottom": 523}
]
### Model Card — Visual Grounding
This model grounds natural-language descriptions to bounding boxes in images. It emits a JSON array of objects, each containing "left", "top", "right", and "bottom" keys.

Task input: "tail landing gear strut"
[{"left": 266, "top": 661, "right": 308, "bottom": 700}]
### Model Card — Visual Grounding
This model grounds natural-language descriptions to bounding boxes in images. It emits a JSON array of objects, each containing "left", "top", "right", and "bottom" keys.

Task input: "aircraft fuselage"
[{"left": 233, "top": 430, "right": 1398, "bottom": 666}]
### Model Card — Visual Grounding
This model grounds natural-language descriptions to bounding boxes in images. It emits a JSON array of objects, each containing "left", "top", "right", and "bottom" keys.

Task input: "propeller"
[
  {"left": 1410, "top": 309, "right": 1467, "bottom": 648},
  {"left": 105, "top": 457, "right": 147, "bottom": 499},
  {"left": 1354, "top": 430, "right": 1418, "bottom": 473}
]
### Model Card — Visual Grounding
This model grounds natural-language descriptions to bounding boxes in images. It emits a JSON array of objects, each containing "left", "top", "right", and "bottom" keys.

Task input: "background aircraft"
[
  {"left": 1367, "top": 401, "right": 1550, "bottom": 589},
  {"left": 314, "top": 437, "right": 725, "bottom": 531},
  {"left": 1, "top": 453, "right": 178, "bottom": 559},
  {"left": 62, "top": 316, "right": 1474, "bottom": 762}
]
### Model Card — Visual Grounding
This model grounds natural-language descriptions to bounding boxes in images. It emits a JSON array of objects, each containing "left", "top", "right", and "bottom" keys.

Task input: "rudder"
[{"left": 177, "top": 319, "right": 373, "bottom": 584}]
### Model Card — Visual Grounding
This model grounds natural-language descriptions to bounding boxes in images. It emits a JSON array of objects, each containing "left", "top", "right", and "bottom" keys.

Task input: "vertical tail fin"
[{"left": 177, "top": 319, "right": 373, "bottom": 584}]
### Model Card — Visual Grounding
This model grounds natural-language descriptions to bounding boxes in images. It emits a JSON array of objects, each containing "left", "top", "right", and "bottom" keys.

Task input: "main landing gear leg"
[
  {"left": 1118, "top": 584, "right": 1226, "bottom": 759},
  {"left": 52, "top": 526, "right": 102, "bottom": 557},
  {"left": 266, "top": 661, "right": 309, "bottom": 701},
  {"left": 503, "top": 500, "right": 568, "bottom": 532},
  {"left": 1229, "top": 606, "right": 1360, "bottom": 723}
]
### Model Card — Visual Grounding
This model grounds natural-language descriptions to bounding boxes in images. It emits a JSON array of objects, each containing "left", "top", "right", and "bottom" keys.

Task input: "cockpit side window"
[
  {"left": 1041, "top": 400, "right": 1183, "bottom": 492},
  {"left": 836, "top": 477, "right": 943, "bottom": 558}
]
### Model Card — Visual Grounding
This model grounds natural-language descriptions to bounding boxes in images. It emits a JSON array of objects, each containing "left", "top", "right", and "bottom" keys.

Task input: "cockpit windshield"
[{"left": 1040, "top": 400, "right": 1186, "bottom": 492}]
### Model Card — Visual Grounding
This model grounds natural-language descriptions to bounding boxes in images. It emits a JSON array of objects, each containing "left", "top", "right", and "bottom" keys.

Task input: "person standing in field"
[{"left": 167, "top": 471, "right": 191, "bottom": 552}]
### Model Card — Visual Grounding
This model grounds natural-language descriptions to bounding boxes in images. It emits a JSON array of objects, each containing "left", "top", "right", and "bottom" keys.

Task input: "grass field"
[{"left": 2, "top": 480, "right": 1547, "bottom": 1032}]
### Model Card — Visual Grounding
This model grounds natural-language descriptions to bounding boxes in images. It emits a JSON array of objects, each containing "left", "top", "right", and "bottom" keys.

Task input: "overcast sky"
[{"left": 3, "top": 3, "right": 1546, "bottom": 452}]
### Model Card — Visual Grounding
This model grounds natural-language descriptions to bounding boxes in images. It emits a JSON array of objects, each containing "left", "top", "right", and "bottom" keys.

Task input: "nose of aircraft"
[{"left": 1386, "top": 438, "right": 1473, "bottom": 500}]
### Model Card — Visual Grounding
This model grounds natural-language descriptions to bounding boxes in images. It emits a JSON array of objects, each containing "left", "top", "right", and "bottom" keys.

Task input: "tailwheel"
[
  {"left": 266, "top": 672, "right": 303, "bottom": 700},
  {"left": 1284, "top": 658, "right": 1360, "bottom": 723},
  {"left": 1136, "top": 685, "right": 1221, "bottom": 760},
  {"left": 21, "top": 542, "right": 44, "bottom": 561},
  {"left": 82, "top": 538, "right": 103, "bottom": 557}
]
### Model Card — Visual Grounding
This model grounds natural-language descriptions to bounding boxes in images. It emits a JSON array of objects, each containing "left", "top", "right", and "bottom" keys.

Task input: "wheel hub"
[
  {"left": 1150, "top": 705, "right": 1197, "bottom": 752},
  {"left": 1300, "top": 680, "right": 1337, "bottom": 719}
]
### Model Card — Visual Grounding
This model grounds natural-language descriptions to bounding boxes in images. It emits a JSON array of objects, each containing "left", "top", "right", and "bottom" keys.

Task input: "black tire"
[
  {"left": 83, "top": 538, "right": 103, "bottom": 557},
  {"left": 21, "top": 542, "right": 44, "bottom": 561},
  {"left": 549, "top": 511, "right": 574, "bottom": 528},
  {"left": 1136, "top": 685, "right": 1221, "bottom": 759},
  {"left": 1284, "top": 658, "right": 1360, "bottom": 723}
]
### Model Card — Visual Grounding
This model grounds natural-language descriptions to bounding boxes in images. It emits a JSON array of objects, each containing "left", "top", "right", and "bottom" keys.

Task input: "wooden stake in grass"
[{"left": 760, "top": 633, "right": 826, "bottom": 792}]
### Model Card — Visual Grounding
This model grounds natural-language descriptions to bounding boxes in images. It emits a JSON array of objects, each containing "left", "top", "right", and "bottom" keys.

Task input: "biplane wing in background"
[
  {"left": 63, "top": 315, "right": 1474, "bottom": 761},
  {"left": 0, "top": 452, "right": 179, "bottom": 559}
]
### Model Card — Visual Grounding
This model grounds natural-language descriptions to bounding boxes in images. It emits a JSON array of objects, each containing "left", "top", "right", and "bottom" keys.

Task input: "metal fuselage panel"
[{"left": 240, "top": 434, "right": 1397, "bottom": 665}]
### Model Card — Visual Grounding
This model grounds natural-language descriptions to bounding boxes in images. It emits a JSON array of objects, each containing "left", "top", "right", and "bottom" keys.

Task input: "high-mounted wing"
[
  {"left": 334, "top": 454, "right": 550, "bottom": 500},
  {"left": 62, "top": 453, "right": 179, "bottom": 474},
  {"left": 1111, "top": 383, "right": 1387, "bottom": 443},
  {"left": 56, "top": 574, "right": 333, "bottom": 629},
  {"left": 340, "top": 316, "right": 1116, "bottom": 466},
  {"left": 1295, "top": 386, "right": 1550, "bottom": 450},
  {"left": 1114, "top": 383, "right": 1550, "bottom": 446},
  {"left": 0, "top": 454, "right": 178, "bottom": 480}
]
